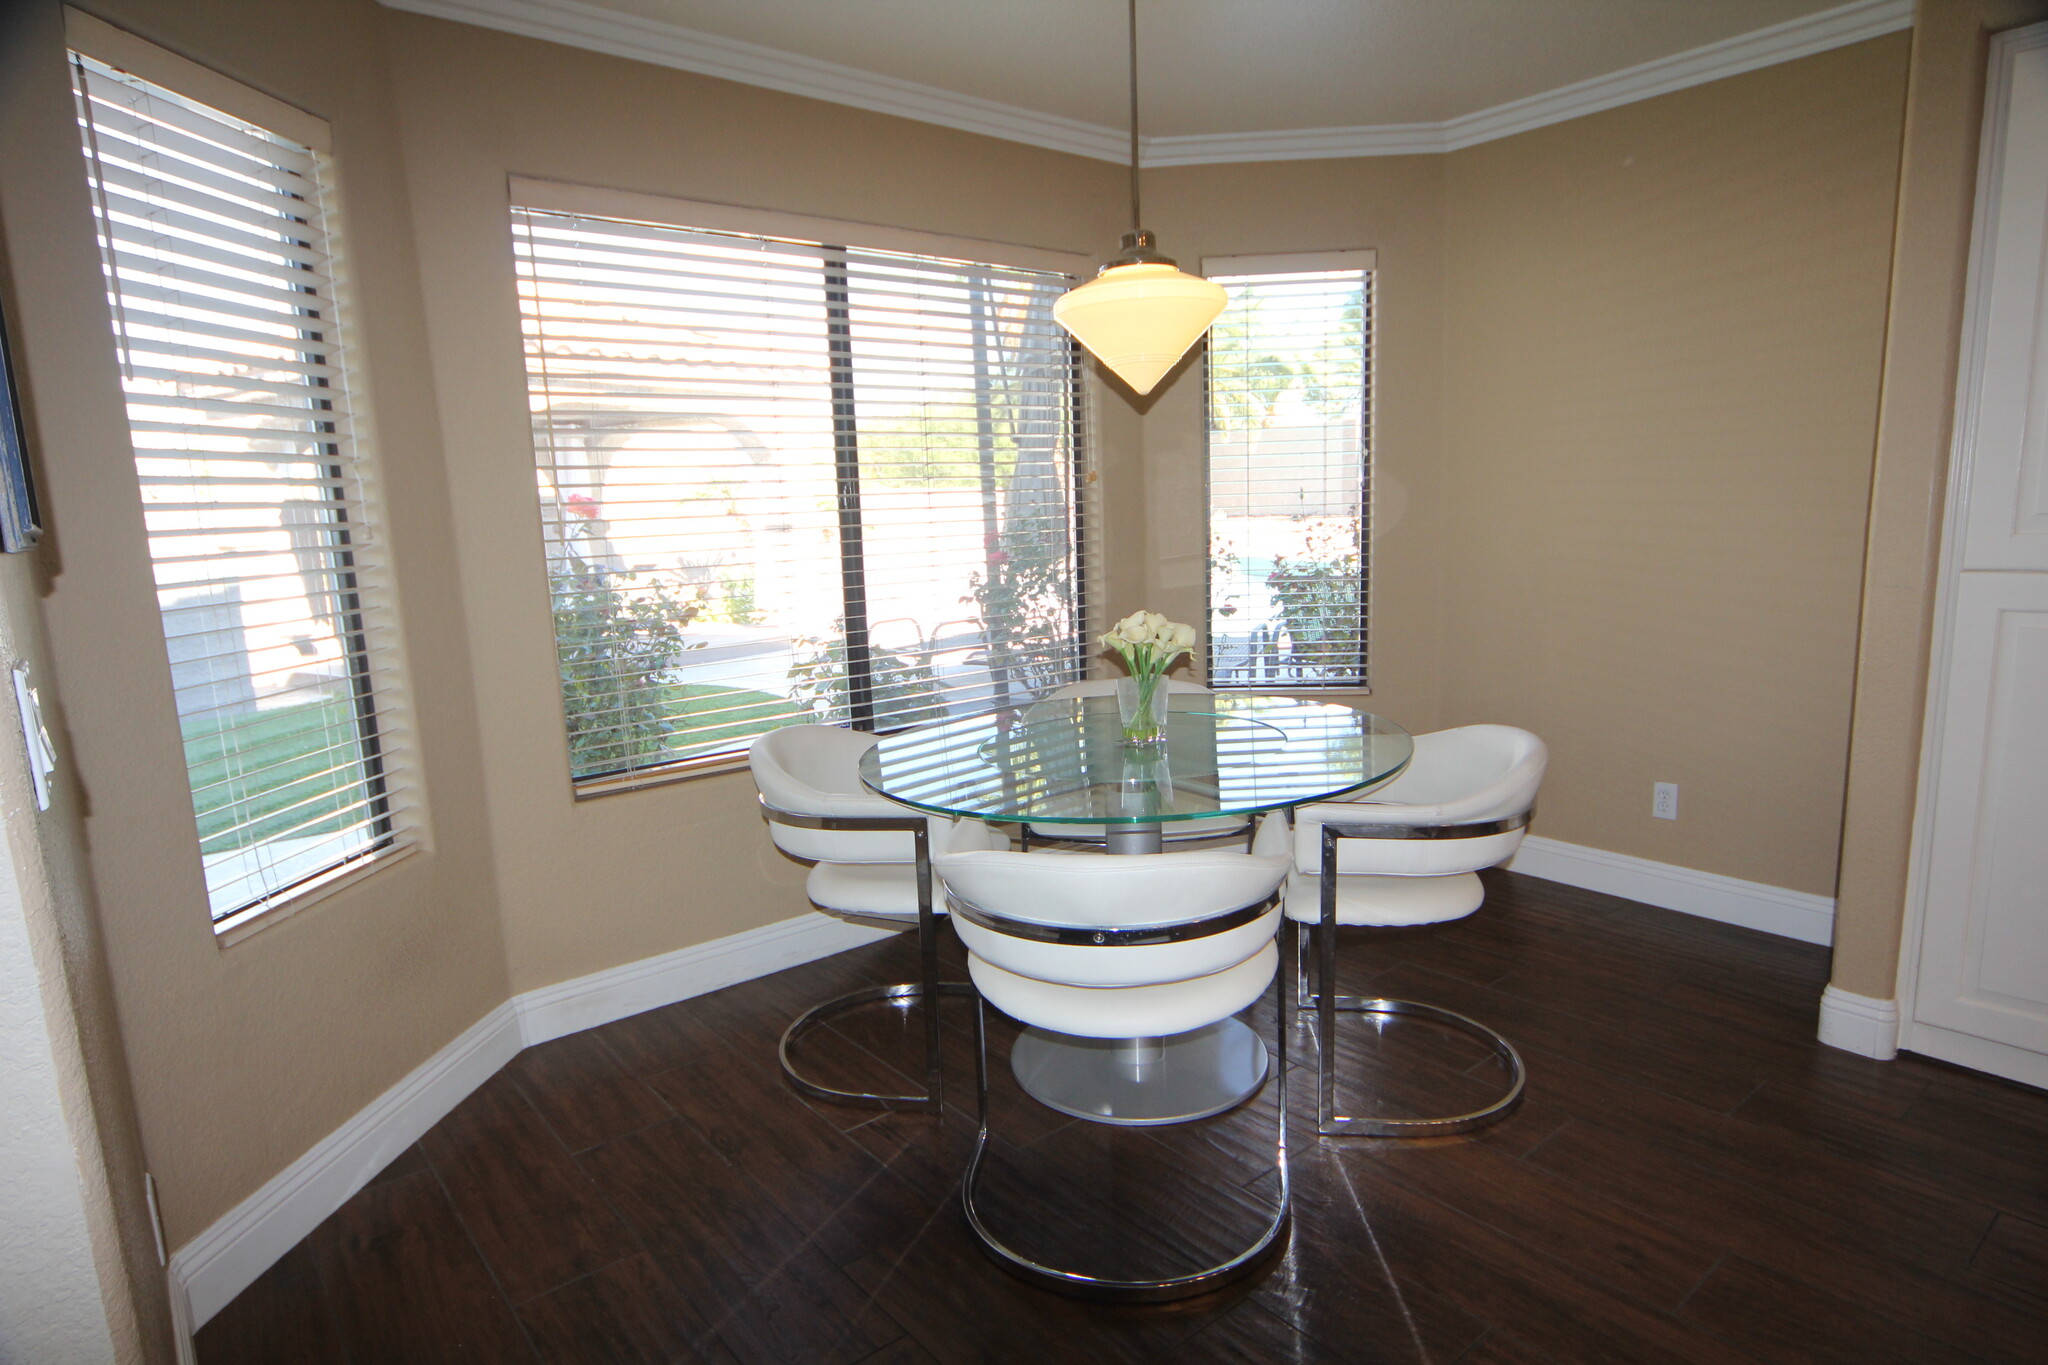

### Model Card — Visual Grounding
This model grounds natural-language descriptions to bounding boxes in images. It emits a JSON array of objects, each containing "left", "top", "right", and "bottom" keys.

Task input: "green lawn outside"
[
  {"left": 181, "top": 698, "right": 376, "bottom": 855},
  {"left": 185, "top": 683, "right": 801, "bottom": 836},
  {"left": 568, "top": 681, "right": 804, "bottom": 778}
]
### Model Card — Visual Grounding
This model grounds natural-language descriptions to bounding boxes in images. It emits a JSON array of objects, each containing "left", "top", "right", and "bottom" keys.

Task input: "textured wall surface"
[{"left": 1438, "top": 36, "right": 1910, "bottom": 898}]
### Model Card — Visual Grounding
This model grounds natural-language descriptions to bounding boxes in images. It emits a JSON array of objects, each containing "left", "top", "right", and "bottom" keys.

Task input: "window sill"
[
  {"left": 213, "top": 841, "right": 421, "bottom": 947},
  {"left": 572, "top": 752, "right": 750, "bottom": 800}
]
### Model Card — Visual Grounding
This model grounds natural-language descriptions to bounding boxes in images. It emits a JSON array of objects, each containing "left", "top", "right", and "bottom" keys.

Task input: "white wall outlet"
[{"left": 1653, "top": 782, "right": 1679, "bottom": 820}]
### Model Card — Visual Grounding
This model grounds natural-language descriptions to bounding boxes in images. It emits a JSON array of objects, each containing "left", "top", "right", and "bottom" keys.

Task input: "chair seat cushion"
[
  {"left": 1292, "top": 820, "right": 1525, "bottom": 876},
  {"left": 968, "top": 942, "right": 1277, "bottom": 1039},
  {"left": 954, "top": 907, "right": 1281, "bottom": 988},
  {"left": 1281, "top": 870, "right": 1484, "bottom": 927},
  {"left": 807, "top": 861, "right": 941, "bottom": 921}
]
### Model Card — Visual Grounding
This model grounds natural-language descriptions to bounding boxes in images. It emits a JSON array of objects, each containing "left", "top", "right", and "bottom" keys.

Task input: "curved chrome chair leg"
[
  {"left": 765, "top": 801, "right": 971, "bottom": 1113},
  {"left": 1297, "top": 896, "right": 1525, "bottom": 1137},
  {"left": 957, "top": 941, "right": 1292, "bottom": 1302},
  {"left": 779, "top": 980, "right": 977, "bottom": 1112}
]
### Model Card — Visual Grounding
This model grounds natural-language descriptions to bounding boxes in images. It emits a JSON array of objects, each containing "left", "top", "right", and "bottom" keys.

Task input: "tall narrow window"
[
  {"left": 512, "top": 198, "right": 1089, "bottom": 787},
  {"left": 73, "top": 51, "right": 404, "bottom": 927},
  {"left": 1204, "top": 256, "right": 1372, "bottom": 688}
]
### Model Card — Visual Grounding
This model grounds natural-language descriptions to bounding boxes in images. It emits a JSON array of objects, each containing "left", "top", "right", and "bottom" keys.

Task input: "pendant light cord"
[{"left": 1128, "top": 0, "right": 1142, "bottom": 231}]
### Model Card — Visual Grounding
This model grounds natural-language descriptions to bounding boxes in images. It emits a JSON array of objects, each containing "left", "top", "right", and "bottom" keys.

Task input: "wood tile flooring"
[{"left": 195, "top": 870, "right": 2048, "bottom": 1364}]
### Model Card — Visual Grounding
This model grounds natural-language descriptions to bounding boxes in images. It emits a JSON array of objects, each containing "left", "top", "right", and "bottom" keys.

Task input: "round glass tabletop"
[{"left": 859, "top": 694, "right": 1412, "bottom": 826}]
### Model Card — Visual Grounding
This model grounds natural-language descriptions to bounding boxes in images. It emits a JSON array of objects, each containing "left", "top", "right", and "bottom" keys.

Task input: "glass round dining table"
[{"left": 860, "top": 693, "right": 1413, "bottom": 1125}]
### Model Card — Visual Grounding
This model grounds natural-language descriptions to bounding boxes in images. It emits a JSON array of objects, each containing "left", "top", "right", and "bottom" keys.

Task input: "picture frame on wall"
[{"left": 0, "top": 290, "right": 43, "bottom": 553}]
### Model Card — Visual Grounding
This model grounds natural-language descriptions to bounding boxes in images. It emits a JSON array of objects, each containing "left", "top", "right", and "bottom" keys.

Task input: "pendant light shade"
[
  {"left": 1055, "top": 1, "right": 1226, "bottom": 396},
  {"left": 1055, "top": 258, "right": 1227, "bottom": 396}
]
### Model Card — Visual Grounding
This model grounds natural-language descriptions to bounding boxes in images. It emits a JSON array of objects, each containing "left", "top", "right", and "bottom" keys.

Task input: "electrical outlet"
[{"left": 1653, "top": 782, "right": 1679, "bottom": 820}]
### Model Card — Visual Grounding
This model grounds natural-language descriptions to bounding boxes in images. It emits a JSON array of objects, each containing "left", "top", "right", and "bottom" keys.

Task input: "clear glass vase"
[{"left": 1115, "top": 674, "right": 1169, "bottom": 748}]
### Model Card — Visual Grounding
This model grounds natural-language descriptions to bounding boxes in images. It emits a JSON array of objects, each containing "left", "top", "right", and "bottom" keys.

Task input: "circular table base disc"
[{"left": 1010, "top": 1019, "right": 1270, "bottom": 1126}]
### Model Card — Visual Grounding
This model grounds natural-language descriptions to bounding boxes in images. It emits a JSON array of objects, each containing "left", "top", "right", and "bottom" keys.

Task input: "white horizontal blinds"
[
  {"left": 513, "top": 207, "right": 1085, "bottom": 781},
  {"left": 842, "top": 249, "right": 1082, "bottom": 728},
  {"left": 1206, "top": 269, "right": 1371, "bottom": 688},
  {"left": 73, "top": 54, "right": 400, "bottom": 922}
]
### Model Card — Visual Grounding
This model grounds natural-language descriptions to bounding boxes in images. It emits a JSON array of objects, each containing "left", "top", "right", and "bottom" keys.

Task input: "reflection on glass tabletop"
[{"left": 859, "top": 694, "right": 1412, "bottom": 826}]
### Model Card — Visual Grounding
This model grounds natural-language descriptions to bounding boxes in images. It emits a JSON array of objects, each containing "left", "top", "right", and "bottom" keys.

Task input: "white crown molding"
[
  {"left": 166, "top": 909, "right": 891, "bottom": 1349},
  {"left": 1146, "top": 123, "right": 1448, "bottom": 165},
  {"left": 1438, "top": 0, "right": 1913, "bottom": 152},
  {"left": 377, "top": 0, "right": 1127, "bottom": 161},
  {"left": 1505, "top": 835, "right": 1837, "bottom": 946},
  {"left": 379, "top": 0, "right": 1912, "bottom": 166}
]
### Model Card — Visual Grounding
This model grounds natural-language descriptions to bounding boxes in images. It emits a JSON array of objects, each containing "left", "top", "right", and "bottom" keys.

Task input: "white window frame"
[
  {"left": 69, "top": 10, "right": 416, "bottom": 938},
  {"left": 508, "top": 179, "right": 1099, "bottom": 792},
  {"left": 1201, "top": 249, "right": 1375, "bottom": 692}
]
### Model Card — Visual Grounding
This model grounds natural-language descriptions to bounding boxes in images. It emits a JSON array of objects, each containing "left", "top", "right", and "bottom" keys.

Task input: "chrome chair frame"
[
  {"left": 1301, "top": 810, "right": 1533, "bottom": 1137},
  {"left": 760, "top": 799, "right": 972, "bottom": 1113},
  {"left": 958, "top": 890, "right": 1292, "bottom": 1302}
]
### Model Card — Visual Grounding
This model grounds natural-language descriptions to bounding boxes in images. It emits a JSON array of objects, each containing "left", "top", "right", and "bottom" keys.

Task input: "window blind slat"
[
  {"left": 79, "top": 85, "right": 318, "bottom": 175},
  {"left": 76, "top": 51, "right": 402, "bottom": 924},
  {"left": 516, "top": 205, "right": 1087, "bottom": 780},
  {"left": 1206, "top": 268, "right": 1371, "bottom": 689}
]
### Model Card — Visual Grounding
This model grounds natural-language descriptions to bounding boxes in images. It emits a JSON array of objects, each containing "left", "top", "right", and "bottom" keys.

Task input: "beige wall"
[
  {"left": 1129, "top": 157, "right": 1448, "bottom": 734},
  {"left": 0, "top": 19, "right": 169, "bottom": 1358},
  {"left": 1, "top": 0, "right": 509, "bottom": 1246},
  {"left": 1437, "top": 37, "right": 1910, "bottom": 898},
  {"left": 380, "top": 12, "right": 1131, "bottom": 994},
  {"left": 0, "top": 0, "right": 1941, "bottom": 1304},
  {"left": 1833, "top": 0, "right": 2048, "bottom": 998}
]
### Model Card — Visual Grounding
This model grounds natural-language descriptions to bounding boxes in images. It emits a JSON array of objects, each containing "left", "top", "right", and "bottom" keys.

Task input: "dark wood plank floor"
[{"left": 195, "top": 870, "right": 2048, "bottom": 1364}]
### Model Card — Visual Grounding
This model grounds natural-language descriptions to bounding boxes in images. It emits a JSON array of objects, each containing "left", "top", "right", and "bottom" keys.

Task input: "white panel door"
[
  {"left": 1913, "top": 574, "right": 2048, "bottom": 1055},
  {"left": 1906, "top": 24, "right": 2048, "bottom": 1086},
  {"left": 1959, "top": 33, "right": 2048, "bottom": 569}
]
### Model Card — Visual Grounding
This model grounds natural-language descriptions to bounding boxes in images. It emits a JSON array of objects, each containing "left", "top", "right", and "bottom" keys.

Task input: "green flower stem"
[{"left": 1111, "top": 640, "right": 1176, "bottom": 744}]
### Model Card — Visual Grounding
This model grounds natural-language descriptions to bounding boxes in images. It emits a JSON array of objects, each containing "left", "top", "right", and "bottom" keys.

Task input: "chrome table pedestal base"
[{"left": 1009, "top": 1020, "right": 1270, "bottom": 1126}]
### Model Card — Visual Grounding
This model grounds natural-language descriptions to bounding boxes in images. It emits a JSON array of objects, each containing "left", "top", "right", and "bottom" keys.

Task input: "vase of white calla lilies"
[{"left": 1101, "top": 610, "right": 1196, "bottom": 747}]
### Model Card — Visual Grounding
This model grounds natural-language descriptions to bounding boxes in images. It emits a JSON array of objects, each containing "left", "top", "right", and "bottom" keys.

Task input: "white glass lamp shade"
[{"left": 1054, "top": 262, "right": 1228, "bottom": 395}]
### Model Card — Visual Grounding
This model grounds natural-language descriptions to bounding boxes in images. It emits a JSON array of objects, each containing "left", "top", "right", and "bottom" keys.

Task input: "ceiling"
[{"left": 382, "top": 0, "right": 1913, "bottom": 161}]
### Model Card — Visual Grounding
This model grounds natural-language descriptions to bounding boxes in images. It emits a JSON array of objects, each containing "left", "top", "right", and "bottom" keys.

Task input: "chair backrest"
[
  {"left": 937, "top": 816, "right": 1290, "bottom": 987},
  {"left": 749, "top": 724, "right": 929, "bottom": 864},
  {"left": 1295, "top": 724, "right": 1545, "bottom": 874},
  {"left": 1047, "top": 677, "right": 1213, "bottom": 700},
  {"left": 1351, "top": 725, "right": 1544, "bottom": 820}
]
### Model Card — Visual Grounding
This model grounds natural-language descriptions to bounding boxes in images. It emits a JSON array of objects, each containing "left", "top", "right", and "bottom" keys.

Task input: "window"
[
  {"left": 73, "top": 47, "right": 404, "bottom": 928},
  {"left": 510, "top": 192, "right": 1090, "bottom": 786},
  {"left": 1204, "top": 255, "right": 1373, "bottom": 688}
]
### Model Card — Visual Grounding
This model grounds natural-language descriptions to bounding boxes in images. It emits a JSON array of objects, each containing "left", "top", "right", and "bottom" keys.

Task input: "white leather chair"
[
  {"left": 750, "top": 724, "right": 968, "bottom": 1112},
  {"left": 1285, "top": 724, "right": 1546, "bottom": 1137},
  {"left": 936, "top": 816, "right": 1295, "bottom": 1299},
  {"left": 1018, "top": 678, "right": 1251, "bottom": 849}
]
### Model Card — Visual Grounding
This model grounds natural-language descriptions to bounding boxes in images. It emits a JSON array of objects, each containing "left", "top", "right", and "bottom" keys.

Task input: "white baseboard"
[
  {"left": 169, "top": 1000, "right": 523, "bottom": 1330},
  {"left": 168, "top": 1268, "right": 196, "bottom": 1365},
  {"left": 171, "top": 909, "right": 891, "bottom": 1336},
  {"left": 1504, "top": 835, "right": 1836, "bottom": 946},
  {"left": 1818, "top": 985, "right": 1900, "bottom": 1060},
  {"left": 519, "top": 911, "right": 892, "bottom": 1047}
]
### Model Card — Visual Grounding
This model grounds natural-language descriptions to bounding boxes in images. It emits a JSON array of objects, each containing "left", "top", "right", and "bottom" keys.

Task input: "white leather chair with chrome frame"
[
  {"left": 934, "top": 815, "right": 1295, "bottom": 1301},
  {"left": 1285, "top": 724, "right": 1546, "bottom": 1137},
  {"left": 749, "top": 723, "right": 971, "bottom": 1113},
  {"left": 1017, "top": 677, "right": 1251, "bottom": 849}
]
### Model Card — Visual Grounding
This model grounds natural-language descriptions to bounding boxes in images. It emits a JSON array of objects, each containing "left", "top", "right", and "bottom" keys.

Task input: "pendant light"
[{"left": 1053, "top": 0, "right": 1227, "bottom": 396}]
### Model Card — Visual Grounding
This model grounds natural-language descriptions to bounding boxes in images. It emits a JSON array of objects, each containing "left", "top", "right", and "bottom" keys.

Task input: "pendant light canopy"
[{"left": 1053, "top": 1, "right": 1226, "bottom": 396}]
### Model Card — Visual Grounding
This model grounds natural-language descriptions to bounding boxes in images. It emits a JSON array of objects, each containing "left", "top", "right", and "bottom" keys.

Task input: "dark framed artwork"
[{"left": 0, "top": 290, "right": 42, "bottom": 553}]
